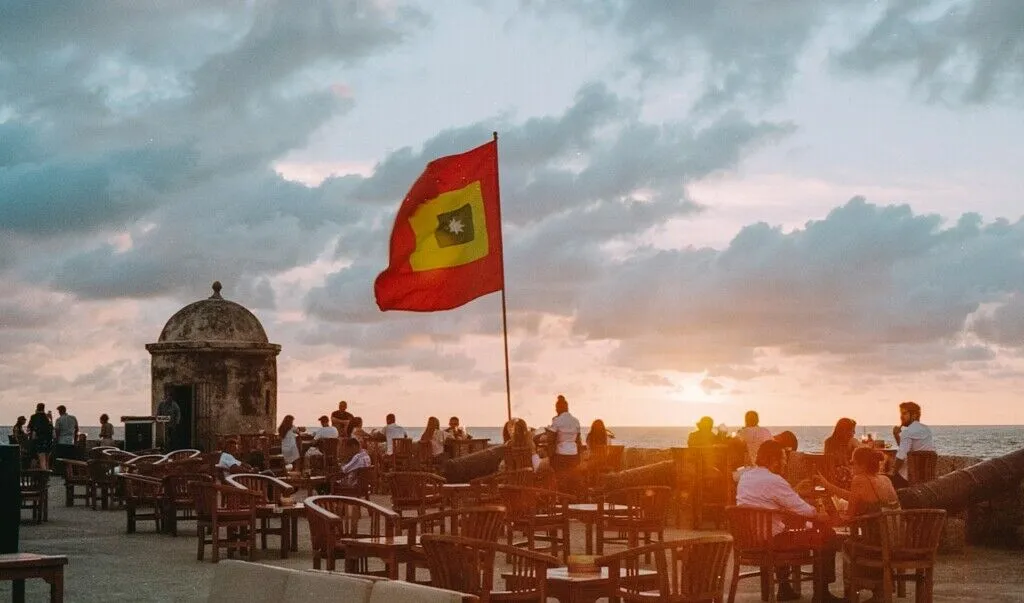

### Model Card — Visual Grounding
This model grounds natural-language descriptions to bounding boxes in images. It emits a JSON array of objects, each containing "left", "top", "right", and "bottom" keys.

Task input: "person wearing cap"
[
  {"left": 312, "top": 415, "right": 339, "bottom": 441},
  {"left": 687, "top": 416, "right": 722, "bottom": 448}
]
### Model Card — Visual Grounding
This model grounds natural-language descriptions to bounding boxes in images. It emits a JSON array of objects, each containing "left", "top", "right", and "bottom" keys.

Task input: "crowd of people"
[{"left": 8, "top": 402, "right": 90, "bottom": 472}]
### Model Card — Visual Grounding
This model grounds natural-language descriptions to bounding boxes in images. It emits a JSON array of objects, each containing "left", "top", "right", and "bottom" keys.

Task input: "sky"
[{"left": 2, "top": 0, "right": 1024, "bottom": 430}]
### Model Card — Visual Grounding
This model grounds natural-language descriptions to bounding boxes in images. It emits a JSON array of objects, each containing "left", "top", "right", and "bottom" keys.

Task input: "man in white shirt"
[
  {"left": 737, "top": 440, "right": 840, "bottom": 602},
  {"left": 215, "top": 440, "right": 252, "bottom": 480},
  {"left": 444, "top": 416, "right": 470, "bottom": 440},
  {"left": 545, "top": 395, "right": 581, "bottom": 473},
  {"left": 53, "top": 405, "right": 80, "bottom": 472},
  {"left": 891, "top": 401, "right": 936, "bottom": 488},
  {"left": 383, "top": 413, "right": 408, "bottom": 455},
  {"left": 312, "top": 415, "right": 339, "bottom": 441},
  {"left": 737, "top": 410, "right": 772, "bottom": 466}
]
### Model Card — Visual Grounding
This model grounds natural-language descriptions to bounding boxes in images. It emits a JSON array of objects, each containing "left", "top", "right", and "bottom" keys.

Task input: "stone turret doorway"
[{"left": 166, "top": 384, "right": 194, "bottom": 450}]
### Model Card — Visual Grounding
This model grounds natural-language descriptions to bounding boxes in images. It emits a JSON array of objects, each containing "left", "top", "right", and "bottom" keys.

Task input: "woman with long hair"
[
  {"left": 99, "top": 414, "right": 115, "bottom": 447},
  {"left": 823, "top": 417, "right": 860, "bottom": 488},
  {"left": 11, "top": 416, "right": 29, "bottom": 468},
  {"left": 585, "top": 419, "right": 613, "bottom": 450},
  {"left": 420, "top": 416, "right": 446, "bottom": 462},
  {"left": 278, "top": 414, "right": 301, "bottom": 470},
  {"left": 817, "top": 447, "right": 900, "bottom": 517}
]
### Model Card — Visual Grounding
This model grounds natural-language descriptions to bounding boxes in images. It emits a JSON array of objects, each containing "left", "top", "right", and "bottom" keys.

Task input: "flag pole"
[{"left": 493, "top": 131, "right": 513, "bottom": 422}]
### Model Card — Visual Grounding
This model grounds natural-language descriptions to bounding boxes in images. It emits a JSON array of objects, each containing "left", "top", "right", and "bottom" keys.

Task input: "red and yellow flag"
[{"left": 374, "top": 140, "right": 504, "bottom": 311}]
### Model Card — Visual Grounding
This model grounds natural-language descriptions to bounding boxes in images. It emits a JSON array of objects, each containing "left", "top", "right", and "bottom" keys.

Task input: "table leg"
[
  {"left": 290, "top": 516, "right": 299, "bottom": 552},
  {"left": 51, "top": 571, "right": 64, "bottom": 603},
  {"left": 12, "top": 578, "right": 25, "bottom": 603},
  {"left": 585, "top": 521, "right": 594, "bottom": 555},
  {"left": 280, "top": 517, "right": 290, "bottom": 559}
]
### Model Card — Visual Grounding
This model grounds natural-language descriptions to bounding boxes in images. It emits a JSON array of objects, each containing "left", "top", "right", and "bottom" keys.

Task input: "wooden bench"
[{"left": 0, "top": 553, "right": 68, "bottom": 603}]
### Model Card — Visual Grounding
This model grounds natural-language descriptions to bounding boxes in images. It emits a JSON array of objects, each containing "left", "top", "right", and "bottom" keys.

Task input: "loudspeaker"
[
  {"left": 0, "top": 445, "right": 20, "bottom": 553},
  {"left": 124, "top": 421, "right": 155, "bottom": 452}
]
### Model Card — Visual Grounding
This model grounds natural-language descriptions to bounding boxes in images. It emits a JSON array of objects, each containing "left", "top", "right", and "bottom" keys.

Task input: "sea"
[{"left": 5, "top": 424, "right": 1022, "bottom": 460}]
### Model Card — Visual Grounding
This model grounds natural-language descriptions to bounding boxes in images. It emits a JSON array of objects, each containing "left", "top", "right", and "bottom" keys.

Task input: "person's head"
[
  {"left": 511, "top": 419, "right": 532, "bottom": 448},
  {"left": 502, "top": 419, "right": 517, "bottom": 442},
  {"left": 224, "top": 439, "right": 240, "bottom": 454},
  {"left": 278, "top": 415, "right": 294, "bottom": 438},
  {"left": 35, "top": 402, "right": 45, "bottom": 413},
  {"left": 852, "top": 447, "right": 884, "bottom": 475},
  {"left": 318, "top": 415, "right": 329, "bottom": 427},
  {"left": 744, "top": 411, "right": 759, "bottom": 427},
  {"left": 773, "top": 431, "right": 798, "bottom": 451},
  {"left": 555, "top": 394, "right": 568, "bottom": 414},
  {"left": 755, "top": 439, "right": 787, "bottom": 474},
  {"left": 338, "top": 400, "right": 348, "bottom": 412},
  {"left": 426, "top": 416, "right": 440, "bottom": 431},
  {"left": 100, "top": 413, "right": 109, "bottom": 424},
  {"left": 448, "top": 416, "right": 460, "bottom": 429},
  {"left": 57, "top": 405, "right": 67, "bottom": 416},
  {"left": 351, "top": 416, "right": 363, "bottom": 429},
  {"left": 386, "top": 413, "right": 396, "bottom": 425},
  {"left": 697, "top": 416, "right": 714, "bottom": 432},
  {"left": 899, "top": 401, "right": 921, "bottom": 426},
  {"left": 345, "top": 437, "right": 361, "bottom": 453},
  {"left": 589, "top": 419, "right": 609, "bottom": 445},
  {"left": 15, "top": 416, "right": 26, "bottom": 427},
  {"left": 829, "top": 417, "right": 857, "bottom": 442}
]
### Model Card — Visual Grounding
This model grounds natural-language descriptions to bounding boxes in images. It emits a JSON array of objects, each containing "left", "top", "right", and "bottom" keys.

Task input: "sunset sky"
[{"left": 2, "top": 1, "right": 1024, "bottom": 430}]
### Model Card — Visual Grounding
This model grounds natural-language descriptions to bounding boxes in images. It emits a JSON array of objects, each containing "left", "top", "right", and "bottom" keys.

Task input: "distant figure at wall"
[
  {"left": 53, "top": 405, "right": 80, "bottom": 471},
  {"left": 10, "top": 416, "right": 30, "bottom": 469},
  {"left": 444, "top": 416, "right": 470, "bottom": 440},
  {"left": 773, "top": 430, "right": 799, "bottom": 451},
  {"left": 687, "top": 416, "right": 721, "bottom": 448},
  {"left": 99, "top": 414, "right": 115, "bottom": 447},
  {"left": 420, "top": 416, "right": 446, "bottom": 463},
  {"left": 737, "top": 410, "right": 772, "bottom": 466},
  {"left": 823, "top": 417, "right": 860, "bottom": 488},
  {"left": 331, "top": 400, "right": 354, "bottom": 436},
  {"left": 27, "top": 403, "right": 53, "bottom": 471},
  {"left": 157, "top": 395, "right": 182, "bottom": 451}
]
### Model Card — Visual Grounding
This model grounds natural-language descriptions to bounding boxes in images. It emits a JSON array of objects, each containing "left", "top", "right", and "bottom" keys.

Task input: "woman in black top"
[
  {"left": 27, "top": 403, "right": 53, "bottom": 471},
  {"left": 10, "top": 416, "right": 30, "bottom": 468}
]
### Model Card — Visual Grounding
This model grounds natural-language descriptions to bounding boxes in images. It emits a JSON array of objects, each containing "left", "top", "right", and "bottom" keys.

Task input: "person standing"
[
  {"left": 737, "top": 410, "right": 772, "bottom": 466},
  {"left": 10, "top": 416, "right": 30, "bottom": 469},
  {"left": 53, "top": 405, "right": 79, "bottom": 471},
  {"left": 890, "top": 401, "right": 935, "bottom": 488},
  {"left": 27, "top": 403, "right": 53, "bottom": 471},
  {"left": 278, "top": 415, "right": 302, "bottom": 470},
  {"left": 444, "top": 416, "right": 470, "bottom": 440},
  {"left": 156, "top": 395, "right": 182, "bottom": 451},
  {"left": 99, "top": 414, "right": 115, "bottom": 447},
  {"left": 544, "top": 395, "right": 581, "bottom": 474}
]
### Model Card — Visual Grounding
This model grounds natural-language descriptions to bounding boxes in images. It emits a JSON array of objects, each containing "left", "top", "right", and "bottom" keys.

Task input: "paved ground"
[{"left": 4, "top": 480, "right": 1024, "bottom": 602}]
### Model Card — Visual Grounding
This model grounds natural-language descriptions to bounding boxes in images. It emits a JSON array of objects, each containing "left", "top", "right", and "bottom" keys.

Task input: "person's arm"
[
  {"left": 893, "top": 428, "right": 912, "bottom": 475},
  {"left": 815, "top": 471, "right": 852, "bottom": 501},
  {"left": 771, "top": 475, "right": 821, "bottom": 520}
]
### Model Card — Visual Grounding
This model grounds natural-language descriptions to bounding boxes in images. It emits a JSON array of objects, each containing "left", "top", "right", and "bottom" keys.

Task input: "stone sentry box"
[{"left": 145, "top": 282, "right": 281, "bottom": 452}]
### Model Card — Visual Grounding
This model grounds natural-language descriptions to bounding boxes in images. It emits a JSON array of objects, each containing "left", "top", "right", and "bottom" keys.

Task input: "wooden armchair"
[
  {"left": 225, "top": 473, "right": 297, "bottom": 552},
  {"left": 387, "top": 471, "right": 446, "bottom": 518},
  {"left": 421, "top": 534, "right": 560, "bottom": 603},
  {"left": 304, "top": 495, "right": 400, "bottom": 572},
  {"left": 102, "top": 449, "right": 138, "bottom": 463},
  {"left": 468, "top": 468, "right": 535, "bottom": 505},
  {"left": 402, "top": 505, "right": 508, "bottom": 584},
  {"left": 498, "top": 484, "right": 575, "bottom": 562},
  {"left": 157, "top": 449, "right": 202, "bottom": 463},
  {"left": 63, "top": 459, "right": 91, "bottom": 507},
  {"left": 121, "top": 454, "right": 165, "bottom": 475},
  {"left": 192, "top": 481, "right": 261, "bottom": 563},
  {"left": 20, "top": 469, "right": 50, "bottom": 523},
  {"left": 691, "top": 445, "right": 740, "bottom": 529},
  {"left": 391, "top": 437, "right": 418, "bottom": 471},
  {"left": 331, "top": 465, "right": 377, "bottom": 500},
  {"left": 87, "top": 458, "right": 121, "bottom": 510},
  {"left": 121, "top": 473, "right": 163, "bottom": 533},
  {"left": 88, "top": 446, "right": 119, "bottom": 460},
  {"left": 906, "top": 451, "right": 938, "bottom": 485},
  {"left": 161, "top": 473, "right": 214, "bottom": 536},
  {"left": 843, "top": 509, "right": 946, "bottom": 603},
  {"left": 595, "top": 485, "right": 672, "bottom": 556},
  {"left": 725, "top": 505, "right": 820, "bottom": 603},
  {"left": 598, "top": 535, "right": 734, "bottom": 602}
]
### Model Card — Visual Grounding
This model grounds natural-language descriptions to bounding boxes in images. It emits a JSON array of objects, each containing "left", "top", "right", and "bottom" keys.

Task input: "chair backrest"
[
  {"left": 404, "top": 505, "right": 507, "bottom": 542},
  {"left": 158, "top": 449, "right": 202, "bottom": 463},
  {"left": 64, "top": 459, "right": 90, "bottom": 481},
  {"left": 88, "top": 458, "right": 120, "bottom": 483},
  {"left": 421, "top": 534, "right": 560, "bottom": 602},
  {"left": 330, "top": 465, "right": 377, "bottom": 499},
  {"left": 89, "top": 446, "right": 120, "bottom": 460},
  {"left": 392, "top": 437, "right": 416, "bottom": 470},
  {"left": 603, "top": 486, "right": 673, "bottom": 525},
  {"left": 497, "top": 485, "right": 573, "bottom": 518},
  {"left": 103, "top": 449, "right": 138, "bottom": 463},
  {"left": 387, "top": 471, "right": 445, "bottom": 505},
  {"left": 503, "top": 446, "right": 533, "bottom": 472},
  {"left": 225, "top": 473, "right": 296, "bottom": 504},
  {"left": 317, "top": 438, "right": 340, "bottom": 464},
  {"left": 192, "top": 481, "right": 260, "bottom": 519},
  {"left": 163, "top": 473, "right": 213, "bottom": 502},
  {"left": 598, "top": 536, "right": 733, "bottom": 601},
  {"left": 304, "top": 495, "right": 398, "bottom": 552},
  {"left": 20, "top": 469, "right": 49, "bottom": 492},
  {"left": 907, "top": 451, "right": 938, "bottom": 484},
  {"left": 725, "top": 506, "right": 778, "bottom": 553}
]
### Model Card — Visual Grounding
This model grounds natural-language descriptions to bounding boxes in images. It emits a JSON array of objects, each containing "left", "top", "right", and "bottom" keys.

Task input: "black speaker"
[
  {"left": 0, "top": 445, "right": 20, "bottom": 553},
  {"left": 124, "top": 422, "right": 154, "bottom": 452}
]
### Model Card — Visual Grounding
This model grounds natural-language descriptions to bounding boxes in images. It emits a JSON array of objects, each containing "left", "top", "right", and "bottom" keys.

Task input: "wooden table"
[
  {"left": 338, "top": 535, "right": 417, "bottom": 580},
  {"left": 280, "top": 475, "right": 327, "bottom": 499},
  {"left": 441, "top": 483, "right": 473, "bottom": 509},
  {"left": 0, "top": 553, "right": 68, "bottom": 603},
  {"left": 255, "top": 503, "right": 305, "bottom": 558},
  {"left": 502, "top": 566, "right": 659, "bottom": 603},
  {"left": 567, "top": 503, "right": 629, "bottom": 555}
]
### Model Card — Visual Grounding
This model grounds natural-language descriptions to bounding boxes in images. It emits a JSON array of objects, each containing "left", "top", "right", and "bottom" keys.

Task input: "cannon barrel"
[
  {"left": 441, "top": 444, "right": 505, "bottom": 483},
  {"left": 898, "top": 447, "right": 1024, "bottom": 511}
]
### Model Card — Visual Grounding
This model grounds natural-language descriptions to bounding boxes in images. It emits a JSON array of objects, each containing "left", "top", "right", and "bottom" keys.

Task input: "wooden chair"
[
  {"left": 906, "top": 451, "right": 938, "bottom": 485},
  {"left": 402, "top": 505, "right": 508, "bottom": 583},
  {"left": 598, "top": 535, "right": 734, "bottom": 602},
  {"left": 225, "top": 473, "right": 296, "bottom": 553},
  {"left": 192, "top": 481, "right": 261, "bottom": 563},
  {"left": 420, "top": 534, "right": 560, "bottom": 603},
  {"left": 468, "top": 468, "right": 535, "bottom": 505},
  {"left": 63, "top": 459, "right": 91, "bottom": 507},
  {"left": 843, "top": 509, "right": 946, "bottom": 603},
  {"left": 387, "top": 471, "right": 446, "bottom": 518},
  {"left": 691, "top": 445, "right": 739, "bottom": 529},
  {"left": 498, "top": 485, "right": 574, "bottom": 562},
  {"left": 102, "top": 449, "right": 138, "bottom": 463},
  {"left": 121, "top": 474, "right": 163, "bottom": 533},
  {"left": 331, "top": 465, "right": 377, "bottom": 500},
  {"left": 157, "top": 449, "right": 202, "bottom": 464},
  {"left": 391, "top": 437, "right": 418, "bottom": 471},
  {"left": 725, "top": 505, "right": 818, "bottom": 603},
  {"left": 304, "top": 495, "right": 400, "bottom": 572},
  {"left": 87, "top": 458, "right": 121, "bottom": 510},
  {"left": 595, "top": 486, "right": 673, "bottom": 557},
  {"left": 20, "top": 469, "right": 50, "bottom": 523},
  {"left": 161, "top": 473, "right": 214, "bottom": 536},
  {"left": 502, "top": 446, "right": 534, "bottom": 472}
]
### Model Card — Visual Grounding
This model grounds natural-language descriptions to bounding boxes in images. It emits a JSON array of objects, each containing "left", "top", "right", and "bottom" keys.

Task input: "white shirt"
[
  {"left": 55, "top": 414, "right": 78, "bottom": 445},
  {"left": 216, "top": 452, "right": 241, "bottom": 470},
  {"left": 736, "top": 466, "right": 816, "bottom": 535},
  {"left": 313, "top": 426, "right": 339, "bottom": 441},
  {"left": 546, "top": 412, "right": 581, "bottom": 456},
  {"left": 895, "top": 421, "right": 936, "bottom": 479},
  {"left": 342, "top": 449, "right": 372, "bottom": 474},
  {"left": 385, "top": 423, "right": 408, "bottom": 455},
  {"left": 426, "top": 430, "right": 445, "bottom": 456},
  {"left": 738, "top": 426, "right": 773, "bottom": 465}
]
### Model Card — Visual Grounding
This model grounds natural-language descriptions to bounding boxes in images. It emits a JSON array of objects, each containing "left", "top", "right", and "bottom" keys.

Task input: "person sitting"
[
  {"left": 339, "top": 437, "right": 372, "bottom": 488},
  {"left": 823, "top": 417, "right": 860, "bottom": 489},
  {"left": 737, "top": 410, "right": 772, "bottom": 466},
  {"left": 687, "top": 416, "right": 721, "bottom": 448},
  {"left": 349, "top": 416, "right": 370, "bottom": 447},
  {"left": 501, "top": 418, "right": 542, "bottom": 472},
  {"left": 737, "top": 440, "right": 842, "bottom": 602},
  {"left": 330, "top": 400, "right": 354, "bottom": 436},
  {"left": 816, "top": 447, "right": 899, "bottom": 519},
  {"left": 583, "top": 419, "right": 614, "bottom": 466},
  {"left": 278, "top": 415, "right": 304, "bottom": 471},
  {"left": 312, "top": 415, "right": 339, "bottom": 442},
  {"left": 216, "top": 440, "right": 254, "bottom": 480},
  {"left": 444, "top": 416, "right": 470, "bottom": 440},
  {"left": 420, "top": 416, "right": 446, "bottom": 464},
  {"left": 890, "top": 401, "right": 935, "bottom": 488},
  {"left": 773, "top": 430, "right": 799, "bottom": 451},
  {"left": 383, "top": 413, "right": 408, "bottom": 456}
]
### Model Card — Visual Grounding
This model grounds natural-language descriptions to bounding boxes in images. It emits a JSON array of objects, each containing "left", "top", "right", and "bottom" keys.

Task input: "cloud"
[{"left": 834, "top": 0, "right": 1024, "bottom": 104}]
